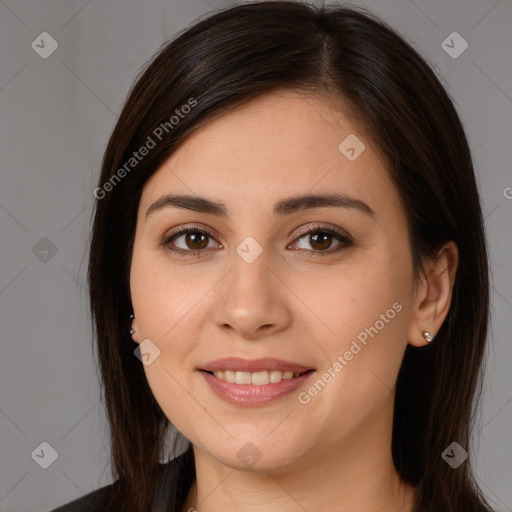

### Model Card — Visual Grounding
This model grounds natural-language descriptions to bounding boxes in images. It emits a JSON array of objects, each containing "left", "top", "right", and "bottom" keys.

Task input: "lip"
[
  {"left": 199, "top": 370, "right": 315, "bottom": 407},
  {"left": 198, "top": 357, "right": 315, "bottom": 407},
  {"left": 200, "top": 357, "right": 313, "bottom": 373}
]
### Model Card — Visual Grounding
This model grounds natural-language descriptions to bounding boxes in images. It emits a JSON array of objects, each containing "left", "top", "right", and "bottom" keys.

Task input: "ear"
[
  {"left": 407, "top": 241, "right": 459, "bottom": 347},
  {"left": 130, "top": 316, "right": 141, "bottom": 344}
]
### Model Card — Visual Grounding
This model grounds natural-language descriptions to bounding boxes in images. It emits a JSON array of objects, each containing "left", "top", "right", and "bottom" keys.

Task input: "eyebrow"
[{"left": 145, "top": 192, "right": 375, "bottom": 219}]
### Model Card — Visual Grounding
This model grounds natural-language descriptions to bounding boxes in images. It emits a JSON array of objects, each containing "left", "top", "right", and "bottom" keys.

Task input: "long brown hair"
[{"left": 88, "top": 2, "right": 493, "bottom": 510}]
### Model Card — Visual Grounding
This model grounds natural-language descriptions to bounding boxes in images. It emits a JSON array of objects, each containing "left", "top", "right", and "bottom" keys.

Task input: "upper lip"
[{"left": 200, "top": 357, "right": 314, "bottom": 373}]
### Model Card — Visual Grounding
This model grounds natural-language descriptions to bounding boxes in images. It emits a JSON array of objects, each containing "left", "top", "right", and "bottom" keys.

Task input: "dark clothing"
[{"left": 50, "top": 448, "right": 195, "bottom": 512}]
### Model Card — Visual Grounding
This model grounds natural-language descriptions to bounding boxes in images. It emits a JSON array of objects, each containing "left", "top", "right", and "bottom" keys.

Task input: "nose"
[{"left": 211, "top": 248, "right": 292, "bottom": 341}]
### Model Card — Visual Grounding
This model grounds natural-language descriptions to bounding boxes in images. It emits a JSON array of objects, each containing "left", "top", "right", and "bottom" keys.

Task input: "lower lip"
[{"left": 199, "top": 370, "right": 314, "bottom": 407}]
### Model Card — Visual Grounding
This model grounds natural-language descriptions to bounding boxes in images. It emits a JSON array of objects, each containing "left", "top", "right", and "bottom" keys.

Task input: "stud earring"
[
  {"left": 422, "top": 330, "right": 433, "bottom": 343},
  {"left": 129, "top": 314, "right": 136, "bottom": 335}
]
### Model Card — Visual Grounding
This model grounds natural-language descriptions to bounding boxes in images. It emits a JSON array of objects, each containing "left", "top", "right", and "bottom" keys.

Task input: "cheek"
[
  {"left": 303, "top": 253, "right": 411, "bottom": 355},
  {"left": 130, "top": 241, "right": 209, "bottom": 342},
  {"left": 301, "top": 242, "right": 413, "bottom": 405},
  {"left": 129, "top": 246, "right": 212, "bottom": 435}
]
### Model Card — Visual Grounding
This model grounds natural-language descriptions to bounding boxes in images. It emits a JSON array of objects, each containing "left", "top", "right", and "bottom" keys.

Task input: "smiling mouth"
[{"left": 202, "top": 369, "right": 314, "bottom": 385}]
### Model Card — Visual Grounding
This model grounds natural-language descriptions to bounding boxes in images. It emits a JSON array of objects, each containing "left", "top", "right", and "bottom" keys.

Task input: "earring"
[
  {"left": 422, "top": 330, "right": 433, "bottom": 343},
  {"left": 129, "top": 314, "right": 136, "bottom": 335}
]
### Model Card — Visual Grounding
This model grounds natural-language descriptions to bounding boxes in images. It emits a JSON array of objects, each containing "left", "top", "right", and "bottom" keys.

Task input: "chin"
[{"left": 204, "top": 438, "right": 307, "bottom": 474}]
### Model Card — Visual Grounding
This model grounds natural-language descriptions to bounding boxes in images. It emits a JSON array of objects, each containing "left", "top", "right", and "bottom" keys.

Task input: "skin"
[{"left": 129, "top": 89, "right": 458, "bottom": 512}]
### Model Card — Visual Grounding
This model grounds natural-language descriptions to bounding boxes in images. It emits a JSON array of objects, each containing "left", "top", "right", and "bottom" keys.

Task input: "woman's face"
[{"left": 129, "top": 89, "right": 420, "bottom": 471}]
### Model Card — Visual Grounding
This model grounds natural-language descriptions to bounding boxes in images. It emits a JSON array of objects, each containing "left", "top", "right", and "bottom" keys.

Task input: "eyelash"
[{"left": 160, "top": 223, "right": 353, "bottom": 258}]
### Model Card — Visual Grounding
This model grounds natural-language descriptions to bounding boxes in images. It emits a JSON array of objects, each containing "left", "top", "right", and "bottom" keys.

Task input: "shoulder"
[
  {"left": 49, "top": 449, "right": 195, "bottom": 512},
  {"left": 49, "top": 480, "right": 116, "bottom": 512}
]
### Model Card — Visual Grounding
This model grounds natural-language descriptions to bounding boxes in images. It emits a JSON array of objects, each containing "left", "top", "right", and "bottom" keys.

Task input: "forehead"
[{"left": 139, "top": 90, "right": 396, "bottom": 218}]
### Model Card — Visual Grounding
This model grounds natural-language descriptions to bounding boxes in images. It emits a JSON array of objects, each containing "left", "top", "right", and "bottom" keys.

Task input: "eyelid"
[
  {"left": 287, "top": 223, "right": 353, "bottom": 255},
  {"left": 291, "top": 222, "right": 351, "bottom": 241},
  {"left": 163, "top": 223, "right": 222, "bottom": 242},
  {"left": 161, "top": 222, "right": 353, "bottom": 256},
  {"left": 160, "top": 223, "right": 223, "bottom": 254}
]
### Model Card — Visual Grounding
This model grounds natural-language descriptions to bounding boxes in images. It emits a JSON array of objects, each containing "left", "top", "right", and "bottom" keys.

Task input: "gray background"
[{"left": 0, "top": 0, "right": 511, "bottom": 511}]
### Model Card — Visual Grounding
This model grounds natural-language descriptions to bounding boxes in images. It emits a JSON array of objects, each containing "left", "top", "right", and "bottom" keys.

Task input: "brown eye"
[
  {"left": 182, "top": 231, "right": 209, "bottom": 250},
  {"left": 291, "top": 227, "right": 352, "bottom": 255},
  {"left": 162, "top": 225, "right": 352, "bottom": 258},
  {"left": 162, "top": 228, "right": 220, "bottom": 256},
  {"left": 308, "top": 232, "right": 335, "bottom": 251}
]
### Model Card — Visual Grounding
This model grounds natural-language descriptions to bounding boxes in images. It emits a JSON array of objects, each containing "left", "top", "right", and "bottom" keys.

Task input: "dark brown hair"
[{"left": 88, "top": 1, "right": 493, "bottom": 510}]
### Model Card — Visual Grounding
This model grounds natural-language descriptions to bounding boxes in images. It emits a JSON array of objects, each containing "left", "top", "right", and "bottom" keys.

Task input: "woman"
[{"left": 52, "top": 1, "right": 494, "bottom": 511}]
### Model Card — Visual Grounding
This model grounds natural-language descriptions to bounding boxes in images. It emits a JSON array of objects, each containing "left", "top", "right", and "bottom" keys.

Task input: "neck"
[{"left": 182, "top": 396, "right": 416, "bottom": 512}]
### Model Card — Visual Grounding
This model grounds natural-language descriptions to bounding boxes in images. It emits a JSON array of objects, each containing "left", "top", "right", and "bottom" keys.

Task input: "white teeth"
[
  {"left": 235, "top": 371, "right": 252, "bottom": 385},
  {"left": 224, "top": 370, "right": 236, "bottom": 383},
  {"left": 269, "top": 370, "right": 282, "bottom": 383},
  {"left": 211, "top": 370, "right": 301, "bottom": 385},
  {"left": 251, "top": 371, "right": 269, "bottom": 385}
]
